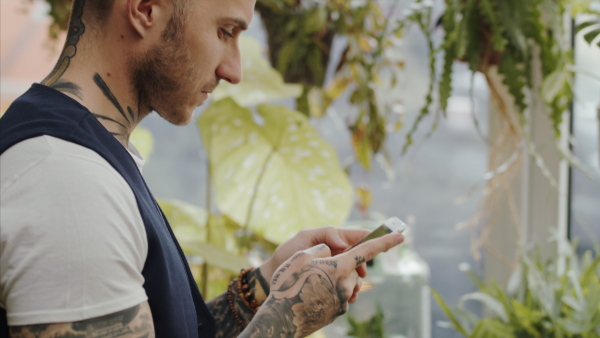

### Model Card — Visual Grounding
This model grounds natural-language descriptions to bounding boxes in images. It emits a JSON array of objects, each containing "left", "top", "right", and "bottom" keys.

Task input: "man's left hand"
[{"left": 258, "top": 226, "right": 371, "bottom": 296}]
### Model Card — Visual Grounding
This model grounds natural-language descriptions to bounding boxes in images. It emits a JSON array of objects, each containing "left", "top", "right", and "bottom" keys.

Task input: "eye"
[{"left": 219, "top": 28, "right": 235, "bottom": 39}]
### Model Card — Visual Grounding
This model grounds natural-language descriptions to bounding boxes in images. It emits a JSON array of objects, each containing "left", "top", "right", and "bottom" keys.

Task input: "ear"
[{"left": 127, "top": 0, "right": 169, "bottom": 38}]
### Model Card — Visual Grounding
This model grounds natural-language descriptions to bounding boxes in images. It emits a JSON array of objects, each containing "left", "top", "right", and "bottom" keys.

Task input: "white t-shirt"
[{"left": 0, "top": 135, "right": 149, "bottom": 326}]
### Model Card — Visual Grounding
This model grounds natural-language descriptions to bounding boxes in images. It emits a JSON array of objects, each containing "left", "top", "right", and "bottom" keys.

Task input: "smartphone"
[{"left": 346, "top": 217, "right": 407, "bottom": 251}]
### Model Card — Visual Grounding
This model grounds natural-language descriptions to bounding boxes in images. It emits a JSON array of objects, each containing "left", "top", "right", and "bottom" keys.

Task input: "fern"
[
  {"left": 497, "top": 46, "right": 528, "bottom": 114},
  {"left": 462, "top": 0, "right": 483, "bottom": 73},
  {"left": 477, "top": 0, "right": 507, "bottom": 52},
  {"left": 456, "top": 0, "right": 478, "bottom": 60},
  {"left": 439, "top": 0, "right": 457, "bottom": 113},
  {"left": 402, "top": 6, "right": 436, "bottom": 154}
]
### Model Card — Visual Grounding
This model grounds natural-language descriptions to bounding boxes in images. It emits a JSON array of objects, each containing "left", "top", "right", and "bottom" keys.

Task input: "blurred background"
[{"left": 2, "top": 0, "right": 599, "bottom": 336}]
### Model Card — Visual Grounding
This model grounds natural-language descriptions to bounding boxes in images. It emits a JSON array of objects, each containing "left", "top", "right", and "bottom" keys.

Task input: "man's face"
[{"left": 133, "top": 0, "right": 256, "bottom": 125}]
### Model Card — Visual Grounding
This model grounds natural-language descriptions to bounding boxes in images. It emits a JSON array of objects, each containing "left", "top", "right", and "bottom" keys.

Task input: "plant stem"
[
  {"left": 201, "top": 139, "right": 213, "bottom": 297},
  {"left": 241, "top": 148, "right": 277, "bottom": 252},
  {"left": 296, "top": 85, "right": 311, "bottom": 116}
]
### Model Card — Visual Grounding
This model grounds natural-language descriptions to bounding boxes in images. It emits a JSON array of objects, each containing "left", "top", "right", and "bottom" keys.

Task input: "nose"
[{"left": 216, "top": 47, "right": 242, "bottom": 85}]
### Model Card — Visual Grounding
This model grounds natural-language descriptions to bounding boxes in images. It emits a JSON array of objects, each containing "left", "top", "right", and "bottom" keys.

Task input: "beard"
[{"left": 131, "top": 9, "right": 197, "bottom": 125}]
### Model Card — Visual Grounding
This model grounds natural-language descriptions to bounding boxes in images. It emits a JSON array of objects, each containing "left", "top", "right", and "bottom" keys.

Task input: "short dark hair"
[
  {"left": 73, "top": 0, "right": 115, "bottom": 27},
  {"left": 90, "top": 0, "right": 115, "bottom": 25},
  {"left": 70, "top": 0, "right": 187, "bottom": 31}
]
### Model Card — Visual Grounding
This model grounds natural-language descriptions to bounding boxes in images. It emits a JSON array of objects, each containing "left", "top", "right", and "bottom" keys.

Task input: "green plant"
[
  {"left": 433, "top": 237, "right": 600, "bottom": 337},
  {"left": 577, "top": 16, "right": 600, "bottom": 47},
  {"left": 402, "top": 0, "right": 599, "bottom": 148},
  {"left": 25, "top": 0, "right": 72, "bottom": 39},
  {"left": 256, "top": 0, "right": 406, "bottom": 171},
  {"left": 398, "top": 0, "right": 600, "bottom": 266},
  {"left": 346, "top": 306, "right": 387, "bottom": 338}
]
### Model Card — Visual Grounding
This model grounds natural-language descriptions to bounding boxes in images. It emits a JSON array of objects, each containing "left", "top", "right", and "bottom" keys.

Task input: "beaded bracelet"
[
  {"left": 227, "top": 279, "right": 246, "bottom": 328},
  {"left": 237, "top": 267, "right": 260, "bottom": 313}
]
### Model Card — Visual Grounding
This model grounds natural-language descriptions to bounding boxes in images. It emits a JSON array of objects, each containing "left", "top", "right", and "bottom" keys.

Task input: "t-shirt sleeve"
[{"left": 0, "top": 137, "right": 149, "bottom": 326}]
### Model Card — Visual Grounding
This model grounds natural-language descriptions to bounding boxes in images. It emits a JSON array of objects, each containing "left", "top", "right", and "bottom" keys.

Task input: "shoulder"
[
  {"left": 1, "top": 135, "right": 142, "bottom": 224},
  {"left": 0, "top": 136, "right": 149, "bottom": 326},
  {"left": 2, "top": 135, "right": 123, "bottom": 189},
  {"left": 1, "top": 135, "right": 146, "bottom": 241}
]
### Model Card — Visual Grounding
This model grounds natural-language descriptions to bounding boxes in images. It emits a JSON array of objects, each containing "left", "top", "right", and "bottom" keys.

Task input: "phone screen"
[{"left": 346, "top": 217, "right": 407, "bottom": 251}]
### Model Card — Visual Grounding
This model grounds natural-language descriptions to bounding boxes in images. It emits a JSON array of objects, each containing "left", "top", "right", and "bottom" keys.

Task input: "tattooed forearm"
[
  {"left": 240, "top": 265, "right": 346, "bottom": 338},
  {"left": 8, "top": 302, "right": 154, "bottom": 338},
  {"left": 42, "top": 0, "right": 85, "bottom": 86},
  {"left": 207, "top": 268, "right": 271, "bottom": 338},
  {"left": 207, "top": 283, "right": 255, "bottom": 338},
  {"left": 246, "top": 268, "right": 270, "bottom": 302}
]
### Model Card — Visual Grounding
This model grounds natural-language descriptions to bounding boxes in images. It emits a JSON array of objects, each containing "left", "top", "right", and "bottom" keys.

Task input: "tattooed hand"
[
  {"left": 240, "top": 232, "right": 404, "bottom": 338},
  {"left": 258, "top": 226, "right": 373, "bottom": 296},
  {"left": 207, "top": 227, "right": 376, "bottom": 337}
]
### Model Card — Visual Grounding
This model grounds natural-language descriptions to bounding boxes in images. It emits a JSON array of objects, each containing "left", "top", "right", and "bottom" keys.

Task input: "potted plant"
[{"left": 433, "top": 237, "right": 600, "bottom": 337}]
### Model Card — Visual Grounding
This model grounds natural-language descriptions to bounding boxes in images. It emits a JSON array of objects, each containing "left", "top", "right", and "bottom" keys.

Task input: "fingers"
[
  {"left": 336, "top": 268, "right": 359, "bottom": 305},
  {"left": 356, "top": 263, "right": 367, "bottom": 278},
  {"left": 338, "top": 228, "right": 371, "bottom": 248},
  {"left": 299, "top": 226, "right": 371, "bottom": 254},
  {"left": 348, "top": 276, "right": 362, "bottom": 303},
  {"left": 276, "top": 243, "right": 332, "bottom": 275},
  {"left": 338, "top": 233, "right": 404, "bottom": 273},
  {"left": 303, "top": 243, "right": 332, "bottom": 258},
  {"left": 303, "top": 226, "right": 349, "bottom": 251}
]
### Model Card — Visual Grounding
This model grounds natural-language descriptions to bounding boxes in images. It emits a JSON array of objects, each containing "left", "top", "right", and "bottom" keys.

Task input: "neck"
[
  {"left": 41, "top": 3, "right": 151, "bottom": 147},
  {"left": 44, "top": 62, "right": 151, "bottom": 148}
]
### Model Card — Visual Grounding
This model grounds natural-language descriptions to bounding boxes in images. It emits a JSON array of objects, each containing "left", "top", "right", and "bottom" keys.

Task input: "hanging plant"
[
  {"left": 402, "top": 0, "right": 600, "bottom": 152},
  {"left": 400, "top": 0, "right": 600, "bottom": 264},
  {"left": 255, "top": 0, "right": 407, "bottom": 170}
]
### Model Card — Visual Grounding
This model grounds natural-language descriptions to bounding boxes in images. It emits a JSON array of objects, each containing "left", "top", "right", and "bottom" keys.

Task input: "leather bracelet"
[
  {"left": 237, "top": 267, "right": 260, "bottom": 313},
  {"left": 227, "top": 279, "right": 246, "bottom": 328}
]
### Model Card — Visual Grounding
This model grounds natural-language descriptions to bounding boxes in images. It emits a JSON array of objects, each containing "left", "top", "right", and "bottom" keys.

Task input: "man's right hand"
[{"left": 239, "top": 232, "right": 404, "bottom": 338}]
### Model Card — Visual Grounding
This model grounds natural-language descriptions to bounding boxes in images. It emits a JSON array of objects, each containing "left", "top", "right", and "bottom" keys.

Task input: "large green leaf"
[
  {"left": 158, "top": 199, "right": 208, "bottom": 242},
  {"left": 198, "top": 98, "right": 353, "bottom": 244},
  {"left": 183, "top": 242, "right": 251, "bottom": 273},
  {"left": 158, "top": 199, "right": 250, "bottom": 273},
  {"left": 211, "top": 36, "right": 302, "bottom": 106}
]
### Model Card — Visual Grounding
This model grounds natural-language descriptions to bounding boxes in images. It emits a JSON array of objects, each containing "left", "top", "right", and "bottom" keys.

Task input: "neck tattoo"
[
  {"left": 92, "top": 73, "right": 142, "bottom": 145},
  {"left": 42, "top": 0, "right": 85, "bottom": 88}
]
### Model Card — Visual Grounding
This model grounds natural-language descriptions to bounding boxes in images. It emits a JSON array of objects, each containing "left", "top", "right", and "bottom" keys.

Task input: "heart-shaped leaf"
[{"left": 198, "top": 98, "right": 353, "bottom": 244}]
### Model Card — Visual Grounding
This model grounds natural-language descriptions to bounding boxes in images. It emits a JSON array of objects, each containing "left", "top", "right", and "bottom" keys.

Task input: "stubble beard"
[{"left": 131, "top": 10, "right": 195, "bottom": 126}]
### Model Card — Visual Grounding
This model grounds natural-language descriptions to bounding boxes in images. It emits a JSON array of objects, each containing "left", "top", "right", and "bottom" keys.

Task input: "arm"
[
  {"left": 206, "top": 226, "right": 371, "bottom": 337},
  {"left": 240, "top": 233, "right": 404, "bottom": 337},
  {"left": 9, "top": 302, "right": 154, "bottom": 338},
  {"left": 207, "top": 268, "right": 270, "bottom": 338}
]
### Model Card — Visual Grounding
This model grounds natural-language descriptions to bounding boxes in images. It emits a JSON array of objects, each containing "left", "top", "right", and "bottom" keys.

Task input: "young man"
[{"left": 0, "top": 0, "right": 404, "bottom": 337}]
